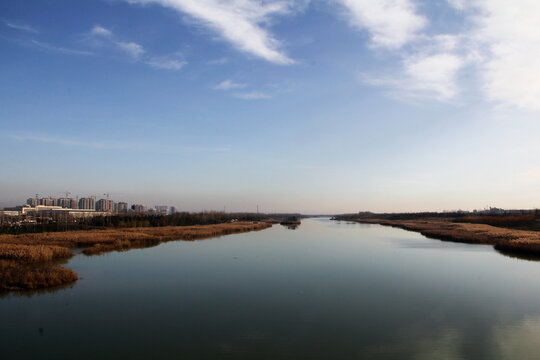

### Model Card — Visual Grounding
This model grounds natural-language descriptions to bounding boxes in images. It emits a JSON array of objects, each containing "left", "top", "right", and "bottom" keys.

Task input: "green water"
[{"left": 2, "top": 218, "right": 540, "bottom": 359}]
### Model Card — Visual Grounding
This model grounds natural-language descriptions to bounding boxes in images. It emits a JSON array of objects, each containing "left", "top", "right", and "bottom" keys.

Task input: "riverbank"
[
  {"left": 0, "top": 222, "right": 272, "bottom": 291},
  {"left": 345, "top": 218, "right": 540, "bottom": 255}
]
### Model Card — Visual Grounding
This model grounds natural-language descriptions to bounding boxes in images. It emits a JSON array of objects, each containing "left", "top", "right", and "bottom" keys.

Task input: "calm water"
[{"left": 2, "top": 218, "right": 540, "bottom": 359}]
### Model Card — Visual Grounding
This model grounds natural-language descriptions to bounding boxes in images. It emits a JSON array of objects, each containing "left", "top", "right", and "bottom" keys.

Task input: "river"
[{"left": 2, "top": 218, "right": 540, "bottom": 359}]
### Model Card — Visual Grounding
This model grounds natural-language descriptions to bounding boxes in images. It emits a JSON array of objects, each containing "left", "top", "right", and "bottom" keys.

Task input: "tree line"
[{"left": 0, "top": 211, "right": 271, "bottom": 235}]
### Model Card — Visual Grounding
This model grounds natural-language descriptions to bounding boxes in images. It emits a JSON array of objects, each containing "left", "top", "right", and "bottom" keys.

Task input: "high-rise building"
[
  {"left": 58, "top": 198, "right": 78, "bottom": 209},
  {"left": 70, "top": 198, "right": 78, "bottom": 209},
  {"left": 78, "top": 197, "right": 96, "bottom": 210},
  {"left": 170, "top": 206, "right": 178, "bottom": 214},
  {"left": 40, "top": 197, "right": 57, "bottom": 206},
  {"left": 116, "top": 202, "right": 128, "bottom": 213},
  {"left": 96, "top": 199, "right": 115, "bottom": 212},
  {"left": 27, "top": 198, "right": 38, "bottom": 207},
  {"left": 131, "top": 204, "right": 147, "bottom": 213}
]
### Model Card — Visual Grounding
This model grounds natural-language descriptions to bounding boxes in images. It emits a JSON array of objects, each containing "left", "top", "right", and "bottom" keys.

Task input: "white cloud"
[
  {"left": 2, "top": 19, "right": 38, "bottom": 33},
  {"left": 91, "top": 25, "right": 112, "bottom": 37},
  {"left": 125, "top": 0, "right": 297, "bottom": 64},
  {"left": 214, "top": 79, "right": 247, "bottom": 90},
  {"left": 234, "top": 91, "right": 271, "bottom": 99},
  {"left": 446, "top": 0, "right": 466, "bottom": 10},
  {"left": 355, "top": 1, "right": 540, "bottom": 109},
  {"left": 337, "top": 0, "right": 427, "bottom": 49},
  {"left": 145, "top": 54, "right": 187, "bottom": 70},
  {"left": 362, "top": 53, "right": 464, "bottom": 101},
  {"left": 402, "top": 53, "right": 465, "bottom": 100},
  {"left": 473, "top": 0, "right": 540, "bottom": 111},
  {"left": 115, "top": 40, "right": 145, "bottom": 59},
  {"left": 332, "top": 1, "right": 472, "bottom": 102},
  {"left": 87, "top": 25, "right": 145, "bottom": 59},
  {"left": 361, "top": 32, "right": 467, "bottom": 102}
]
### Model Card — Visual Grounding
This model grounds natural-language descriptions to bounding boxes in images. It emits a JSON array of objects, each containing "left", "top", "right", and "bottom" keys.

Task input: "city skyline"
[
  {"left": 2, "top": 1, "right": 540, "bottom": 213},
  {"left": 20, "top": 194, "right": 177, "bottom": 212}
]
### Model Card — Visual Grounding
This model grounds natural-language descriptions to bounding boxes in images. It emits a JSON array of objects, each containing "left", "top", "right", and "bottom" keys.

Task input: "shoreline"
[
  {"left": 344, "top": 218, "right": 540, "bottom": 256},
  {"left": 0, "top": 222, "right": 272, "bottom": 292}
]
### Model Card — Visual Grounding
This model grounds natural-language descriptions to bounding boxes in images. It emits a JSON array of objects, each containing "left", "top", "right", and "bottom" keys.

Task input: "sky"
[{"left": 1, "top": 0, "right": 540, "bottom": 214}]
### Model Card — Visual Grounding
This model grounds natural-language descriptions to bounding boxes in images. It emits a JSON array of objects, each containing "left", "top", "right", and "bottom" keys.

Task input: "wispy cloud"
[
  {"left": 336, "top": 0, "right": 426, "bottom": 49},
  {"left": 125, "top": 0, "right": 298, "bottom": 64},
  {"left": 30, "top": 40, "right": 95, "bottom": 56},
  {"left": 88, "top": 25, "right": 145, "bottom": 59},
  {"left": 145, "top": 53, "right": 187, "bottom": 70},
  {"left": 1, "top": 18, "right": 38, "bottom": 33},
  {"left": 214, "top": 79, "right": 247, "bottom": 90},
  {"left": 7, "top": 134, "right": 229, "bottom": 153},
  {"left": 115, "top": 40, "right": 145, "bottom": 59},
  {"left": 87, "top": 25, "right": 186, "bottom": 68},
  {"left": 233, "top": 91, "right": 271, "bottom": 100}
]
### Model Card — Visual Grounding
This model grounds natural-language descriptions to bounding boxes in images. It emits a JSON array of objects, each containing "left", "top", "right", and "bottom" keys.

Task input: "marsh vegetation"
[
  {"left": 0, "top": 222, "right": 271, "bottom": 291},
  {"left": 343, "top": 217, "right": 540, "bottom": 256}
]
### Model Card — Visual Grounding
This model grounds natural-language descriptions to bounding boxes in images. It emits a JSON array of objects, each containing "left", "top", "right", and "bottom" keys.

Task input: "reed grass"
[
  {"left": 0, "top": 244, "right": 72, "bottom": 263},
  {"left": 0, "top": 260, "right": 77, "bottom": 291}
]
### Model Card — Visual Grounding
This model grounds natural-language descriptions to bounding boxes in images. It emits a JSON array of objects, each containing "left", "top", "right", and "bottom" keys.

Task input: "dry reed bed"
[
  {"left": 0, "top": 244, "right": 72, "bottom": 263},
  {"left": 0, "top": 260, "right": 77, "bottom": 291},
  {"left": 355, "top": 218, "right": 540, "bottom": 254},
  {"left": 0, "top": 222, "right": 271, "bottom": 291},
  {"left": 81, "top": 222, "right": 272, "bottom": 255}
]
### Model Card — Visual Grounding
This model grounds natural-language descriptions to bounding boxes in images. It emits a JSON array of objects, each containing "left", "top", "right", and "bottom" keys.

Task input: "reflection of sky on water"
[{"left": 2, "top": 218, "right": 540, "bottom": 358}]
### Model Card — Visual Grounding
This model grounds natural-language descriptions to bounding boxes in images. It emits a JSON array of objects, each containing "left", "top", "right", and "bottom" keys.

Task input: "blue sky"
[{"left": 1, "top": 0, "right": 540, "bottom": 213}]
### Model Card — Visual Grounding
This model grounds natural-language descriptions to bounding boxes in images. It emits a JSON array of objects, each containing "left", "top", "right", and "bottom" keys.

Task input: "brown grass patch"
[
  {"left": 0, "top": 244, "right": 72, "bottom": 263},
  {"left": 0, "top": 260, "right": 77, "bottom": 291}
]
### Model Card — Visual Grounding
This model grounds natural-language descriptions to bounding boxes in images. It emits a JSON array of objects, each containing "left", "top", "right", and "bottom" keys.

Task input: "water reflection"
[
  {"left": 495, "top": 249, "right": 540, "bottom": 262},
  {"left": 494, "top": 315, "right": 540, "bottom": 358}
]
